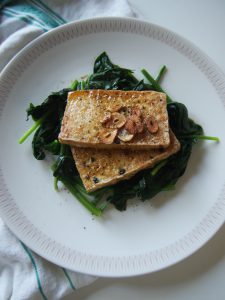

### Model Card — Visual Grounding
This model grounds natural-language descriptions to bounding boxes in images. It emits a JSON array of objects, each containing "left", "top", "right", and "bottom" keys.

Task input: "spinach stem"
[
  {"left": 70, "top": 79, "right": 78, "bottom": 90},
  {"left": 91, "top": 187, "right": 108, "bottom": 198},
  {"left": 75, "top": 181, "right": 87, "bottom": 194},
  {"left": 141, "top": 68, "right": 173, "bottom": 103},
  {"left": 91, "top": 191, "right": 106, "bottom": 205},
  {"left": 19, "top": 118, "right": 42, "bottom": 144},
  {"left": 156, "top": 65, "right": 167, "bottom": 84},
  {"left": 59, "top": 143, "right": 66, "bottom": 155},
  {"left": 185, "top": 135, "right": 220, "bottom": 142},
  {"left": 163, "top": 184, "right": 175, "bottom": 191},
  {"left": 99, "top": 200, "right": 109, "bottom": 210},
  {"left": 81, "top": 80, "right": 86, "bottom": 90},
  {"left": 92, "top": 196, "right": 103, "bottom": 205},
  {"left": 151, "top": 160, "right": 168, "bottom": 176},
  {"left": 54, "top": 177, "right": 59, "bottom": 191},
  {"left": 19, "top": 112, "right": 50, "bottom": 144},
  {"left": 60, "top": 178, "right": 102, "bottom": 216}
]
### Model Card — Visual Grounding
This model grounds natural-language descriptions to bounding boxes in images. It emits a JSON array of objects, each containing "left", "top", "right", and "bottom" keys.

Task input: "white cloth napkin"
[
  {"left": 0, "top": 1, "right": 136, "bottom": 299},
  {"left": 0, "top": 0, "right": 136, "bottom": 70}
]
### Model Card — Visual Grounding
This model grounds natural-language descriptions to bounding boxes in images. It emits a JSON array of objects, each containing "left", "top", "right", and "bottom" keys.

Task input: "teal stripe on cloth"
[
  {"left": 0, "top": 0, "right": 66, "bottom": 31},
  {"left": 28, "top": 0, "right": 66, "bottom": 24},
  {"left": 20, "top": 241, "right": 48, "bottom": 300},
  {"left": 3, "top": 7, "right": 51, "bottom": 31},
  {"left": 62, "top": 268, "right": 76, "bottom": 291}
]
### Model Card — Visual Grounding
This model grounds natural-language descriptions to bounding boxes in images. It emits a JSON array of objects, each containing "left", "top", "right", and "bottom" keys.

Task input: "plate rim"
[{"left": 0, "top": 16, "right": 225, "bottom": 277}]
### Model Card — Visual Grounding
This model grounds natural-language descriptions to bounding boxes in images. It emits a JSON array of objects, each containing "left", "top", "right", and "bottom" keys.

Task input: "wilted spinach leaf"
[{"left": 88, "top": 52, "right": 152, "bottom": 90}]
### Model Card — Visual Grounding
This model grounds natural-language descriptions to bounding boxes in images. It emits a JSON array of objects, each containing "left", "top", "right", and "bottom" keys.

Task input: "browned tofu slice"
[
  {"left": 71, "top": 131, "right": 180, "bottom": 192},
  {"left": 59, "top": 90, "right": 170, "bottom": 150}
]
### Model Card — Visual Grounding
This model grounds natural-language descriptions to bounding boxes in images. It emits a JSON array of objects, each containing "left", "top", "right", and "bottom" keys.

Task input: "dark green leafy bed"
[{"left": 19, "top": 52, "right": 219, "bottom": 216}]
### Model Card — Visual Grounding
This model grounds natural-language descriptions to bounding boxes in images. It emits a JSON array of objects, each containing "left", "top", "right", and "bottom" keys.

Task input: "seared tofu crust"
[
  {"left": 71, "top": 131, "right": 180, "bottom": 192},
  {"left": 59, "top": 90, "right": 170, "bottom": 150}
]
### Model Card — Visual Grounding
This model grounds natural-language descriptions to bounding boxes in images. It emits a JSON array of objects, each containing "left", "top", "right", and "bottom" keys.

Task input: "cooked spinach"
[
  {"left": 19, "top": 52, "right": 219, "bottom": 215},
  {"left": 88, "top": 51, "right": 152, "bottom": 91},
  {"left": 51, "top": 144, "right": 103, "bottom": 216},
  {"left": 19, "top": 88, "right": 71, "bottom": 157}
]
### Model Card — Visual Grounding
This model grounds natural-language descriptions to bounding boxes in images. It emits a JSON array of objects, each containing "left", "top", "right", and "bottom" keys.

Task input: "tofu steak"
[
  {"left": 71, "top": 131, "right": 180, "bottom": 192},
  {"left": 59, "top": 90, "right": 170, "bottom": 149}
]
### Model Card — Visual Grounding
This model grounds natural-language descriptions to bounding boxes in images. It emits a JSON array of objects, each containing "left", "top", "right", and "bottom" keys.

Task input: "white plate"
[{"left": 0, "top": 17, "right": 225, "bottom": 277}]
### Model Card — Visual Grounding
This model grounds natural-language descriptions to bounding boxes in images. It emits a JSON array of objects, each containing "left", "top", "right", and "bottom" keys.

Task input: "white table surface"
[{"left": 64, "top": 0, "right": 225, "bottom": 299}]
